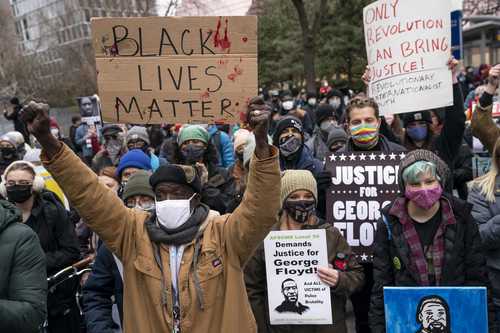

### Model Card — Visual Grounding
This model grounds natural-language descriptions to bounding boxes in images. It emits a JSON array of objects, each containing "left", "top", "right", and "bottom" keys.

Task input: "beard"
[{"left": 426, "top": 322, "right": 448, "bottom": 333}]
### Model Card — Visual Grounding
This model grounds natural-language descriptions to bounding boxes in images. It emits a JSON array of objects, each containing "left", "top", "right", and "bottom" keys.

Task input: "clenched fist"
[{"left": 21, "top": 101, "right": 61, "bottom": 158}]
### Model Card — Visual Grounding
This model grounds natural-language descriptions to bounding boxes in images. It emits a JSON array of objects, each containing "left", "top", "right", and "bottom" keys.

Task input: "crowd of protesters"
[{"left": 0, "top": 59, "right": 499, "bottom": 333}]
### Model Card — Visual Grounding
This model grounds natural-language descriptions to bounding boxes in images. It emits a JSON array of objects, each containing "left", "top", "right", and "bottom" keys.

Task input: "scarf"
[{"left": 145, "top": 204, "right": 209, "bottom": 246}]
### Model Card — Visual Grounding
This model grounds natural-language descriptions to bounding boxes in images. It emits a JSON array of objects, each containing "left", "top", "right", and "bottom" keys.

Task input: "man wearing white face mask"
[{"left": 21, "top": 98, "right": 281, "bottom": 333}]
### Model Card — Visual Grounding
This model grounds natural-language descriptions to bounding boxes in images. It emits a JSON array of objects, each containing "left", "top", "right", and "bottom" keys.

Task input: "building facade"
[{"left": 9, "top": 0, "right": 156, "bottom": 82}]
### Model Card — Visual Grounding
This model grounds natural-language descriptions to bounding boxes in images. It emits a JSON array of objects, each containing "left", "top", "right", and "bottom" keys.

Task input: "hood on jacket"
[{"left": 0, "top": 199, "right": 22, "bottom": 234}]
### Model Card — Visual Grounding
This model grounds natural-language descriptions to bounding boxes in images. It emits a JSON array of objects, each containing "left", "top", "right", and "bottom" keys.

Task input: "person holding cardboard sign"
[
  {"left": 19, "top": 98, "right": 281, "bottom": 333},
  {"left": 245, "top": 169, "right": 364, "bottom": 333}
]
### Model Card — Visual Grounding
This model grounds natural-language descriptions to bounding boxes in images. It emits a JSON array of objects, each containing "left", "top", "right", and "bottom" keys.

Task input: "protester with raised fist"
[{"left": 20, "top": 99, "right": 280, "bottom": 333}]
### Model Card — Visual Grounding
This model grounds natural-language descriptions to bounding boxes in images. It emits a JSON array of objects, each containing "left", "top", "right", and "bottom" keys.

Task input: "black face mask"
[
  {"left": 6, "top": 184, "right": 33, "bottom": 203},
  {"left": 284, "top": 199, "right": 316, "bottom": 224},
  {"left": 181, "top": 144, "right": 206, "bottom": 164},
  {"left": 1, "top": 147, "right": 16, "bottom": 160},
  {"left": 279, "top": 135, "right": 302, "bottom": 158}
]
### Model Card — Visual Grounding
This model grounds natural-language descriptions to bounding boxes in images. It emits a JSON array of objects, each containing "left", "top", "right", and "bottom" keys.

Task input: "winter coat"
[
  {"left": 26, "top": 191, "right": 81, "bottom": 316},
  {"left": 42, "top": 144, "right": 281, "bottom": 333},
  {"left": 468, "top": 180, "right": 500, "bottom": 306},
  {"left": 244, "top": 221, "right": 364, "bottom": 333},
  {"left": 453, "top": 141, "right": 473, "bottom": 200},
  {"left": 75, "top": 123, "right": 94, "bottom": 158},
  {"left": 27, "top": 191, "right": 80, "bottom": 275},
  {"left": 0, "top": 200, "right": 47, "bottom": 333},
  {"left": 83, "top": 244, "right": 124, "bottom": 333},
  {"left": 369, "top": 194, "right": 491, "bottom": 333},
  {"left": 208, "top": 126, "right": 235, "bottom": 168},
  {"left": 305, "top": 126, "right": 331, "bottom": 162},
  {"left": 279, "top": 145, "right": 324, "bottom": 178},
  {"left": 402, "top": 84, "right": 466, "bottom": 171},
  {"left": 339, "top": 135, "right": 406, "bottom": 154},
  {"left": 201, "top": 165, "right": 239, "bottom": 214}
]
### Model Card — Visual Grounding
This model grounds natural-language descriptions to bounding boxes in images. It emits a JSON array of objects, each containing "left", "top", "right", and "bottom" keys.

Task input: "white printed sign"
[
  {"left": 363, "top": 0, "right": 453, "bottom": 115},
  {"left": 264, "top": 229, "right": 332, "bottom": 325}
]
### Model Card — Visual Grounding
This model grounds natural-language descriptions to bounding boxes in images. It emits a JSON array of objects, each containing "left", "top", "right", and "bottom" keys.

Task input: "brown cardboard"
[{"left": 91, "top": 16, "right": 257, "bottom": 124}]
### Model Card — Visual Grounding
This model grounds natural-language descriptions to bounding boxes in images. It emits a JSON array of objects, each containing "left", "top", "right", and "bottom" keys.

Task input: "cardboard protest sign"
[
  {"left": 264, "top": 229, "right": 332, "bottom": 325},
  {"left": 326, "top": 151, "right": 405, "bottom": 262},
  {"left": 384, "top": 287, "right": 488, "bottom": 333},
  {"left": 363, "top": 0, "right": 453, "bottom": 115},
  {"left": 91, "top": 16, "right": 257, "bottom": 124}
]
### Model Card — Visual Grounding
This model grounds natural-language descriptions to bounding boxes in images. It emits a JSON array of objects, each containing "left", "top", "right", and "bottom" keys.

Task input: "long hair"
[{"left": 469, "top": 137, "right": 500, "bottom": 203}]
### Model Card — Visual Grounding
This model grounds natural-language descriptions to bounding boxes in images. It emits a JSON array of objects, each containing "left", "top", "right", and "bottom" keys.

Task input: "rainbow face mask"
[{"left": 350, "top": 123, "right": 379, "bottom": 149}]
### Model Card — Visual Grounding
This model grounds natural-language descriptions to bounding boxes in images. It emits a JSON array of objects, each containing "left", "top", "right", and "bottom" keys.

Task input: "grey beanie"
[
  {"left": 126, "top": 126, "right": 150, "bottom": 145},
  {"left": 398, "top": 149, "right": 451, "bottom": 192},
  {"left": 326, "top": 126, "right": 348, "bottom": 147}
]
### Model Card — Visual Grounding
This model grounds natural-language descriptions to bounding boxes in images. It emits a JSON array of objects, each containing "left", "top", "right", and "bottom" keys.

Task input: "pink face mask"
[{"left": 404, "top": 185, "right": 443, "bottom": 210}]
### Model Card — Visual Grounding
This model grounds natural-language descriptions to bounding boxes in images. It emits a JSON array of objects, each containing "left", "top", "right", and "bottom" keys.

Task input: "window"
[
  {"left": 84, "top": 9, "right": 90, "bottom": 21},
  {"left": 22, "top": 18, "right": 30, "bottom": 40}
]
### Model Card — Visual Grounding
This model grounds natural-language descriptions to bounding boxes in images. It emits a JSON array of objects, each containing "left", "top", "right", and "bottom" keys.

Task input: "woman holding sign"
[
  {"left": 245, "top": 169, "right": 364, "bottom": 333},
  {"left": 370, "top": 150, "right": 492, "bottom": 332}
]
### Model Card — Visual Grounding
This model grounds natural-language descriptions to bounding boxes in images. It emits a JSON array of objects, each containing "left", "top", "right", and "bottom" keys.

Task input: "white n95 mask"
[{"left": 155, "top": 194, "right": 195, "bottom": 230}]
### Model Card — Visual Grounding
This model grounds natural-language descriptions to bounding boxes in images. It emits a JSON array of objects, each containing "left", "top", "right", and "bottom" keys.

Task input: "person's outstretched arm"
[{"left": 21, "top": 102, "right": 140, "bottom": 262}]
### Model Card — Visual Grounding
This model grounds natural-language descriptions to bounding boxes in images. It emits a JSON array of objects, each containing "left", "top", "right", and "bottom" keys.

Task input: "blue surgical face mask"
[{"left": 407, "top": 125, "right": 428, "bottom": 142}]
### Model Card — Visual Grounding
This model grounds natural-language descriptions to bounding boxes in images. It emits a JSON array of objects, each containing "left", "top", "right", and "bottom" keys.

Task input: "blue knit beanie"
[{"left": 116, "top": 149, "right": 152, "bottom": 178}]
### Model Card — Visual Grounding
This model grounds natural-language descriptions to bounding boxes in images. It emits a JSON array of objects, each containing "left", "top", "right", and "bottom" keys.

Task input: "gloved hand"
[{"left": 316, "top": 170, "right": 332, "bottom": 192}]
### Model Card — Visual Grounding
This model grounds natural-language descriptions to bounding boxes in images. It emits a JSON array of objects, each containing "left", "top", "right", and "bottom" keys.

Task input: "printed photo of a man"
[{"left": 275, "top": 278, "right": 309, "bottom": 315}]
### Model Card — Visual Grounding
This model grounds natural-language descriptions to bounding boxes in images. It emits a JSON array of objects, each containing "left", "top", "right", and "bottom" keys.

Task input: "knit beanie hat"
[
  {"left": 315, "top": 104, "right": 335, "bottom": 125},
  {"left": 126, "top": 126, "right": 150, "bottom": 145},
  {"left": 122, "top": 170, "right": 154, "bottom": 201},
  {"left": 234, "top": 129, "right": 251, "bottom": 151},
  {"left": 0, "top": 135, "right": 16, "bottom": 147},
  {"left": 326, "top": 126, "right": 348, "bottom": 147},
  {"left": 116, "top": 149, "right": 152, "bottom": 178},
  {"left": 398, "top": 149, "right": 450, "bottom": 192},
  {"left": 272, "top": 116, "right": 304, "bottom": 146},
  {"left": 280, "top": 170, "right": 318, "bottom": 205},
  {"left": 402, "top": 111, "right": 432, "bottom": 127},
  {"left": 150, "top": 164, "right": 202, "bottom": 193},
  {"left": 102, "top": 124, "right": 123, "bottom": 136},
  {"left": 178, "top": 125, "right": 210, "bottom": 145}
]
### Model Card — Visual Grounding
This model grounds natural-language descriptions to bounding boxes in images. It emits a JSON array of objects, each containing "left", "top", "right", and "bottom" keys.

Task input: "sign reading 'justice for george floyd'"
[
  {"left": 91, "top": 16, "right": 257, "bottom": 124},
  {"left": 326, "top": 152, "right": 405, "bottom": 262}
]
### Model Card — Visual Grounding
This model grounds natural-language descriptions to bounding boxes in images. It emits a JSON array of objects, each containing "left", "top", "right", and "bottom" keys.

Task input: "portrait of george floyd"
[
  {"left": 383, "top": 287, "right": 488, "bottom": 333},
  {"left": 274, "top": 278, "right": 310, "bottom": 315}
]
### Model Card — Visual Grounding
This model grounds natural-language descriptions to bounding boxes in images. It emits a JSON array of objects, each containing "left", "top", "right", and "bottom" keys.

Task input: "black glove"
[{"left": 316, "top": 170, "right": 332, "bottom": 192}]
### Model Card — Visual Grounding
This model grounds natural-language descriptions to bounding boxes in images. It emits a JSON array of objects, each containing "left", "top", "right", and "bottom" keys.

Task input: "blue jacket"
[
  {"left": 208, "top": 126, "right": 235, "bottom": 168},
  {"left": 82, "top": 244, "right": 123, "bottom": 333},
  {"left": 75, "top": 124, "right": 93, "bottom": 157},
  {"left": 279, "top": 145, "right": 324, "bottom": 178}
]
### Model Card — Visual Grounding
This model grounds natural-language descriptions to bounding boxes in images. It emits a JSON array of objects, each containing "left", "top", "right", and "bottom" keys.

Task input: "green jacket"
[
  {"left": 0, "top": 200, "right": 47, "bottom": 333},
  {"left": 244, "top": 221, "right": 364, "bottom": 333}
]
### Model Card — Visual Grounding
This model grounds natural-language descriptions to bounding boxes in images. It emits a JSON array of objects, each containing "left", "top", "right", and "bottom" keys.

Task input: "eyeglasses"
[
  {"left": 6, "top": 180, "right": 33, "bottom": 187},
  {"left": 127, "top": 140, "right": 146, "bottom": 150}
]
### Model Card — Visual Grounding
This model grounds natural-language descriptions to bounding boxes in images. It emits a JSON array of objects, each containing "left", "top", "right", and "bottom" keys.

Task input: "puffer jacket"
[
  {"left": 0, "top": 200, "right": 47, "bottom": 333},
  {"left": 83, "top": 244, "right": 124, "bottom": 333},
  {"left": 245, "top": 221, "right": 364, "bottom": 333},
  {"left": 42, "top": 144, "right": 281, "bottom": 333},
  {"left": 369, "top": 193, "right": 491, "bottom": 333},
  {"left": 468, "top": 179, "right": 500, "bottom": 306}
]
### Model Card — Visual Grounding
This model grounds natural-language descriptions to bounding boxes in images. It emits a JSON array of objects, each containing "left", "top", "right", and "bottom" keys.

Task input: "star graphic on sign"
[
  {"left": 360, "top": 253, "right": 369, "bottom": 261},
  {"left": 329, "top": 154, "right": 337, "bottom": 162},
  {"left": 339, "top": 154, "right": 347, "bottom": 161},
  {"left": 389, "top": 153, "right": 397, "bottom": 160},
  {"left": 369, "top": 153, "right": 377, "bottom": 160},
  {"left": 379, "top": 153, "right": 387, "bottom": 160},
  {"left": 359, "top": 153, "right": 366, "bottom": 161},
  {"left": 399, "top": 152, "right": 406, "bottom": 159},
  {"left": 349, "top": 154, "right": 356, "bottom": 161}
]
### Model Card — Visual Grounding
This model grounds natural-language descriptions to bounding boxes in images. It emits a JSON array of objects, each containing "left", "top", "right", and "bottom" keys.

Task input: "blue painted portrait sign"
[{"left": 384, "top": 287, "right": 488, "bottom": 333}]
